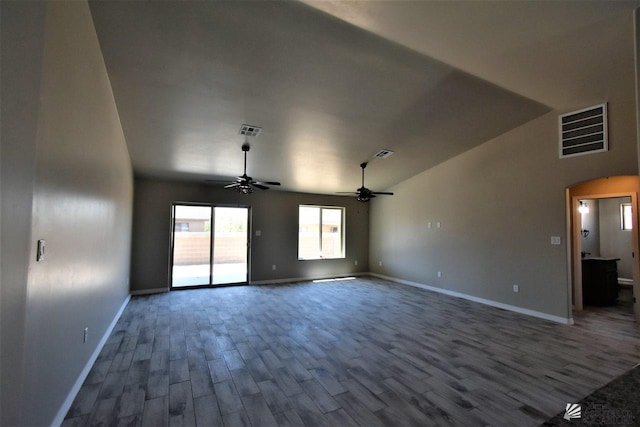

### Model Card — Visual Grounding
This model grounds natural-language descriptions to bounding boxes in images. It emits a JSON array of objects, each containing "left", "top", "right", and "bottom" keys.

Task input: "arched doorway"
[{"left": 566, "top": 176, "right": 640, "bottom": 321}]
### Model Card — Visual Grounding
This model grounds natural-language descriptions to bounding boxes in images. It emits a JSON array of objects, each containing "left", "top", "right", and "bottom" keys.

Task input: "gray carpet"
[{"left": 542, "top": 364, "right": 640, "bottom": 426}]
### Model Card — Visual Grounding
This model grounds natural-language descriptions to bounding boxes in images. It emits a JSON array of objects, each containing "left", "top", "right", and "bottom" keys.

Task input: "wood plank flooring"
[{"left": 63, "top": 277, "right": 640, "bottom": 426}]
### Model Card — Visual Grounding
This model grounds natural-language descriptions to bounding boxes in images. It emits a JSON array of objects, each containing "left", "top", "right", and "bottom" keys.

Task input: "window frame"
[
  {"left": 621, "top": 202, "right": 633, "bottom": 231},
  {"left": 298, "top": 205, "right": 346, "bottom": 260}
]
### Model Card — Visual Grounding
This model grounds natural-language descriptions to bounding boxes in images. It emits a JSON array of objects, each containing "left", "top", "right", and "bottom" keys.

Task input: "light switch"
[
  {"left": 36, "top": 239, "right": 45, "bottom": 262},
  {"left": 255, "top": 230, "right": 261, "bottom": 236},
  {"left": 551, "top": 236, "right": 561, "bottom": 245},
  {"left": 436, "top": 221, "right": 441, "bottom": 228}
]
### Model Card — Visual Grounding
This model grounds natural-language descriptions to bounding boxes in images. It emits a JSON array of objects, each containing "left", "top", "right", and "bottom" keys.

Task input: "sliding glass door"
[
  {"left": 171, "top": 205, "right": 212, "bottom": 287},
  {"left": 171, "top": 204, "right": 249, "bottom": 288},
  {"left": 212, "top": 207, "right": 249, "bottom": 285}
]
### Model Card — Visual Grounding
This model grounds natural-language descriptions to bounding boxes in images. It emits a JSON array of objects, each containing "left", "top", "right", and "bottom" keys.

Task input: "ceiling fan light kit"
[
  {"left": 338, "top": 162, "right": 394, "bottom": 203},
  {"left": 215, "top": 143, "right": 281, "bottom": 194}
]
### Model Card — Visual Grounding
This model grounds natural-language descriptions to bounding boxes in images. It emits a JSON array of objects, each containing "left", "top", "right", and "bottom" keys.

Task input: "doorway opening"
[
  {"left": 170, "top": 204, "right": 250, "bottom": 288},
  {"left": 566, "top": 176, "right": 640, "bottom": 322},
  {"left": 578, "top": 196, "right": 634, "bottom": 313}
]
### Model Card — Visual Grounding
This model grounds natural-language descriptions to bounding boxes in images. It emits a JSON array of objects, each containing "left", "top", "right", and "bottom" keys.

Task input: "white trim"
[
  {"left": 619, "top": 277, "right": 634, "bottom": 286},
  {"left": 251, "top": 272, "right": 367, "bottom": 286},
  {"left": 130, "top": 287, "right": 169, "bottom": 296},
  {"left": 51, "top": 295, "right": 131, "bottom": 427},
  {"left": 370, "top": 273, "right": 574, "bottom": 325}
]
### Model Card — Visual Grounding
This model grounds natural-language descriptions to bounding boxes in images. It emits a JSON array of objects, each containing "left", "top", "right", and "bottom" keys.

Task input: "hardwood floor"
[{"left": 63, "top": 277, "right": 640, "bottom": 426}]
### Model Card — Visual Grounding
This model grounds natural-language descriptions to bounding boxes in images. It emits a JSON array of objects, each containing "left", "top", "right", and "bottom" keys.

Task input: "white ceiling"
[{"left": 88, "top": 0, "right": 640, "bottom": 195}]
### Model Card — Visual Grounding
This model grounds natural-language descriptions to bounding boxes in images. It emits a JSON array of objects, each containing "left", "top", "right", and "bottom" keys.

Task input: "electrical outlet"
[
  {"left": 379, "top": 261, "right": 382, "bottom": 267},
  {"left": 354, "top": 260, "right": 358, "bottom": 266},
  {"left": 427, "top": 222, "right": 432, "bottom": 229},
  {"left": 437, "top": 271, "right": 442, "bottom": 278},
  {"left": 436, "top": 221, "right": 441, "bottom": 228},
  {"left": 83, "top": 327, "right": 89, "bottom": 343},
  {"left": 255, "top": 230, "right": 261, "bottom": 236},
  {"left": 513, "top": 284, "right": 519, "bottom": 293},
  {"left": 272, "top": 265, "right": 276, "bottom": 271},
  {"left": 551, "top": 236, "right": 561, "bottom": 245}
]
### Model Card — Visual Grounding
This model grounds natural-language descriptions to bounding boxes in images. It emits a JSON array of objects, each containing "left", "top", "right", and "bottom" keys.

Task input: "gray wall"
[
  {"left": 131, "top": 178, "right": 369, "bottom": 292},
  {"left": 599, "top": 197, "right": 633, "bottom": 279},
  {"left": 1, "top": 2, "right": 133, "bottom": 426},
  {"left": 369, "top": 12, "right": 638, "bottom": 320},
  {"left": 0, "top": 2, "right": 46, "bottom": 425}
]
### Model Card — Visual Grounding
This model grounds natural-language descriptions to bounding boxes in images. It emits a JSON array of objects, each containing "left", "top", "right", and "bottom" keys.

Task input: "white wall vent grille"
[
  {"left": 239, "top": 124, "right": 262, "bottom": 137},
  {"left": 559, "top": 103, "right": 607, "bottom": 158},
  {"left": 374, "top": 149, "right": 395, "bottom": 159}
]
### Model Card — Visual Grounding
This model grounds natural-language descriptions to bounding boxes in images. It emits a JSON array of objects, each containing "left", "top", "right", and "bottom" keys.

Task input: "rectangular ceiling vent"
[
  {"left": 239, "top": 124, "right": 262, "bottom": 137},
  {"left": 374, "top": 149, "right": 395, "bottom": 159},
  {"left": 559, "top": 103, "right": 608, "bottom": 158}
]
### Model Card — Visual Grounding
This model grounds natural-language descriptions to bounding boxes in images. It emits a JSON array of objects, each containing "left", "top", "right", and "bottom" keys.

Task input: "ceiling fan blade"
[
  {"left": 371, "top": 191, "right": 394, "bottom": 195},
  {"left": 224, "top": 183, "right": 240, "bottom": 189},
  {"left": 206, "top": 179, "right": 232, "bottom": 183},
  {"left": 255, "top": 181, "right": 281, "bottom": 186},
  {"left": 251, "top": 183, "right": 270, "bottom": 190},
  {"left": 336, "top": 192, "right": 358, "bottom": 194}
]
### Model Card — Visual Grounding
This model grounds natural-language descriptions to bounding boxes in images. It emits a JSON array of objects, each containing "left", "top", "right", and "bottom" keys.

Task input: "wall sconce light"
[
  {"left": 581, "top": 229, "right": 590, "bottom": 238},
  {"left": 578, "top": 201, "right": 590, "bottom": 214}
]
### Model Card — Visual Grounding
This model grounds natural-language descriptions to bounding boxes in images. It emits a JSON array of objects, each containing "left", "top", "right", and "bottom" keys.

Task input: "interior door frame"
[
  {"left": 169, "top": 202, "right": 251, "bottom": 290},
  {"left": 566, "top": 176, "right": 640, "bottom": 321}
]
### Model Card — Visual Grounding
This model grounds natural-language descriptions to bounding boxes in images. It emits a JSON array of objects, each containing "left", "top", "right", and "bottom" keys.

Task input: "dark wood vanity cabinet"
[{"left": 582, "top": 258, "right": 619, "bottom": 306}]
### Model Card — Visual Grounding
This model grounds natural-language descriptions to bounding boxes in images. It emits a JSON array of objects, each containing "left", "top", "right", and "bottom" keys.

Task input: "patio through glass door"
[{"left": 171, "top": 204, "right": 249, "bottom": 288}]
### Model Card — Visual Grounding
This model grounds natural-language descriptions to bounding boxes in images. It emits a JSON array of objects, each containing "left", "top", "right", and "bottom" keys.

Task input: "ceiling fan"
[
  {"left": 210, "top": 143, "right": 281, "bottom": 194},
  {"left": 338, "top": 162, "right": 393, "bottom": 202}
]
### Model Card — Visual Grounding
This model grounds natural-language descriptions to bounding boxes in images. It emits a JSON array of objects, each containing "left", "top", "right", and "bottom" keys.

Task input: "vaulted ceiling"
[{"left": 89, "top": 0, "right": 640, "bottom": 195}]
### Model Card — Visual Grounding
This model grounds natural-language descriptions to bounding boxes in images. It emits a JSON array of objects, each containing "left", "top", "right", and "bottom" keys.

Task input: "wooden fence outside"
[{"left": 173, "top": 232, "right": 246, "bottom": 265}]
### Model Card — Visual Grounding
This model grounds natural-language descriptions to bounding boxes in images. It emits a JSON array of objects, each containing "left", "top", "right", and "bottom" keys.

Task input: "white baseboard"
[
  {"left": 51, "top": 295, "right": 131, "bottom": 427},
  {"left": 130, "top": 287, "right": 168, "bottom": 296},
  {"left": 251, "top": 272, "right": 367, "bottom": 285},
  {"left": 132, "top": 276, "right": 366, "bottom": 291},
  {"left": 619, "top": 277, "right": 634, "bottom": 286},
  {"left": 370, "top": 273, "right": 574, "bottom": 325}
]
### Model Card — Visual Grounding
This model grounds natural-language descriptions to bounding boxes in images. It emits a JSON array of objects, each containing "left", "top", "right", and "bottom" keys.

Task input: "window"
[
  {"left": 174, "top": 222, "right": 190, "bottom": 232},
  {"left": 298, "top": 205, "right": 345, "bottom": 259},
  {"left": 621, "top": 203, "right": 632, "bottom": 230}
]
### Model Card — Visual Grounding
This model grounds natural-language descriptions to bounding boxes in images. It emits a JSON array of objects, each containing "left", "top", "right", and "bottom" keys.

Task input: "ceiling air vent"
[
  {"left": 374, "top": 149, "right": 395, "bottom": 159},
  {"left": 239, "top": 124, "right": 262, "bottom": 137},
  {"left": 559, "top": 103, "right": 608, "bottom": 158}
]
